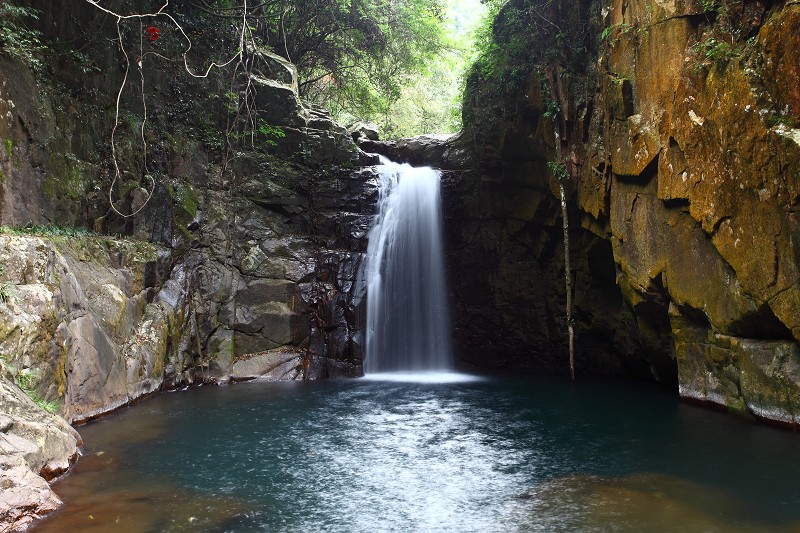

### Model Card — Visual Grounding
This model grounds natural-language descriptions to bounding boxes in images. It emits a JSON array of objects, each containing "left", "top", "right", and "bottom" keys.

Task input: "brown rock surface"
[
  {"left": 452, "top": 0, "right": 800, "bottom": 423},
  {"left": 0, "top": 372, "right": 81, "bottom": 531},
  {"left": 0, "top": 235, "right": 172, "bottom": 424}
]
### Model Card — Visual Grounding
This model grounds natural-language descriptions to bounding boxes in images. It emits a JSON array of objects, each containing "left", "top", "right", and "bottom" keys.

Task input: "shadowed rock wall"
[
  {"left": 0, "top": 2, "right": 384, "bottom": 525},
  {"left": 453, "top": 0, "right": 800, "bottom": 424},
  {"left": 0, "top": 0, "right": 376, "bottom": 400}
]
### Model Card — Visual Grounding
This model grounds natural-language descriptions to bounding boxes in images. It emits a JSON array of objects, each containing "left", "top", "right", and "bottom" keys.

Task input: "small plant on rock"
[
  {"left": 692, "top": 37, "right": 737, "bottom": 71},
  {"left": 547, "top": 161, "right": 570, "bottom": 182},
  {"left": 0, "top": 4, "right": 43, "bottom": 69},
  {"left": 0, "top": 264, "right": 15, "bottom": 304},
  {"left": 600, "top": 22, "right": 633, "bottom": 47},
  {"left": 14, "top": 367, "right": 60, "bottom": 414},
  {"left": 256, "top": 120, "right": 286, "bottom": 147},
  {"left": 0, "top": 282, "right": 14, "bottom": 304}
]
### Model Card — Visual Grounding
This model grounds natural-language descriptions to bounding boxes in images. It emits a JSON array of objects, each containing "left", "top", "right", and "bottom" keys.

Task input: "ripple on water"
[{"left": 35, "top": 376, "right": 800, "bottom": 533}]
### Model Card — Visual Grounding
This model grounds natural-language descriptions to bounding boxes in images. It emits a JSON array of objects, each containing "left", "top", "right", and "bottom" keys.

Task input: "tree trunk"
[
  {"left": 555, "top": 129, "right": 574, "bottom": 381},
  {"left": 559, "top": 181, "right": 574, "bottom": 381}
]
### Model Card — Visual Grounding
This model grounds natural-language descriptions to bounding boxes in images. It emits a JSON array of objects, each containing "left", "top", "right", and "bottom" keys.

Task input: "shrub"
[{"left": 0, "top": 4, "right": 43, "bottom": 69}]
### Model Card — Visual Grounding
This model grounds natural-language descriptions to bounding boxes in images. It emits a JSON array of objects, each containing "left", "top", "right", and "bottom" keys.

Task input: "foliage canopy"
[{"left": 197, "top": 0, "right": 481, "bottom": 137}]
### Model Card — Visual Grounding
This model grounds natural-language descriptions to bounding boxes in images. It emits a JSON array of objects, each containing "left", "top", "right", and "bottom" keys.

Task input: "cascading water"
[{"left": 363, "top": 157, "right": 453, "bottom": 374}]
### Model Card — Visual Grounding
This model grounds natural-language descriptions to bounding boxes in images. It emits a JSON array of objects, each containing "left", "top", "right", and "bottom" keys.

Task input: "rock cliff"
[
  {"left": 0, "top": 369, "right": 81, "bottom": 530},
  {"left": 2, "top": 0, "right": 800, "bottom": 526},
  {"left": 0, "top": 0, "right": 374, "bottom": 406},
  {"left": 0, "top": 1, "right": 378, "bottom": 526},
  {"left": 452, "top": 0, "right": 800, "bottom": 424}
]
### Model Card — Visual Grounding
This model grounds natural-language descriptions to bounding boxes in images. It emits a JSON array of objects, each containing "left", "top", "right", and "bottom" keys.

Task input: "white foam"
[{"left": 361, "top": 372, "right": 484, "bottom": 384}]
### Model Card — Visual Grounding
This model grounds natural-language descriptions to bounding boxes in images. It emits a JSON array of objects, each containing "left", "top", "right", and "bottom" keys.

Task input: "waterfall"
[{"left": 363, "top": 157, "right": 453, "bottom": 373}]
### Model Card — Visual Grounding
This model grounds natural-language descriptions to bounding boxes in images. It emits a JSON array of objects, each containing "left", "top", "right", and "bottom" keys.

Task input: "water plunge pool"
[{"left": 36, "top": 375, "right": 800, "bottom": 532}]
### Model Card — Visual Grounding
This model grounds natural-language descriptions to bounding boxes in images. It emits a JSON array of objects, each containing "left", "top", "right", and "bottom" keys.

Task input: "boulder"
[
  {"left": 230, "top": 348, "right": 305, "bottom": 381},
  {"left": 0, "top": 373, "right": 81, "bottom": 531},
  {"left": 0, "top": 235, "right": 176, "bottom": 424},
  {"left": 250, "top": 75, "right": 305, "bottom": 128},
  {"left": 358, "top": 133, "right": 471, "bottom": 169},
  {"left": 348, "top": 121, "right": 380, "bottom": 142}
]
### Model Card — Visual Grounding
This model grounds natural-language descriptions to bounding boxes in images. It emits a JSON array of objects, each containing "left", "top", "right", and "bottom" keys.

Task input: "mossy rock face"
[
  {"left": 449, "top": 0, "right": 800, "bottom": 410},
  {"left": 672, "top": 316, "right": 800, "bottom": 423},
  {"left": 205, "top": 327, "right": 234, "bottom": 383},
  {"left": 738, "top": 338, "right": 800, "bottom": 425},
  {"left": 758, "top": 5, "right": 800, "bottom": 119},
  {"left": 0, "top": 0, "right": 372, "bottom": 403},
  {"left": 0, "top": 234, "right": 176, "bottom": 423}
]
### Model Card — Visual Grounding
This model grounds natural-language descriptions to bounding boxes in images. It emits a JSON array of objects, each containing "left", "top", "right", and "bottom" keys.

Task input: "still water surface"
[{"left": 36, "top": 375, "right": 800, "bottom": 532}]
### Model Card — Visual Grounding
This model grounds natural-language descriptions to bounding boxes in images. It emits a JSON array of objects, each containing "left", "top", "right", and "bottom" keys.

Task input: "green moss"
[
  {"left": 10, "top": 367, "right": 59, "bottom": 413},
  {"left": 0, "top": 262, "right": 15, "bottom": 303},
  {"left": 198, "top": 113, "right": 225, "bottom": 150},
  {"left": 44, "top": 152, "right": 89, "bottom": 201},
  {"left": 55, "top": 342, "right": 67, "bottom": 398},
  {"left": 174, "top": 183, "right": 199, "bottom": 219},
  {"left": 766, "top": 114, "right": 800, "bottom": 129},
  {"left": 0, "top": 223, "right": 93, "bottom": 238}
]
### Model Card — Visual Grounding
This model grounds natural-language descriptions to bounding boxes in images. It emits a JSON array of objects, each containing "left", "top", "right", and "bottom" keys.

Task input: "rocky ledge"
[
  {"left": 358, "top": 133, "right": 472, "bottom": 170},
  {"left": 0, "top": 371, "right": 81, "bottom": 531}
]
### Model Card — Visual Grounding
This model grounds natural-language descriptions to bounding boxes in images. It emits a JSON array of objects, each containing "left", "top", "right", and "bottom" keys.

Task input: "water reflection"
[{"left": 36, "top": 377, "right": 800, "bottom": 532}]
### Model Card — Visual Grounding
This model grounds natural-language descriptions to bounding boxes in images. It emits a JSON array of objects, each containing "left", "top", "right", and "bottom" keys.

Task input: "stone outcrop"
[
  {"left": 348, "top": 122, "right": 380, "bottom": 142},
  {"left": 0, "top": 235, "right": 173, "bottom": 424},
  {"left": 359, "top": 133, "right": 472, "bottom": 170},
  {"left": 454, "top": 0, "right": 800, "bottom": 424},
  {"left": 0, "top": 371, "right": 81, "bottom": 531}
]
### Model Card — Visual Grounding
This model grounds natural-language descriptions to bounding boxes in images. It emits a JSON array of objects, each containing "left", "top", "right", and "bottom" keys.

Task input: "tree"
[{"left": 193, "top": 0, "right": 451, "bottom": 136}]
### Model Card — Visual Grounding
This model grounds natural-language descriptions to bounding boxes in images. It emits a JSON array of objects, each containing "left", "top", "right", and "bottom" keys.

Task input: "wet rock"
[
  {"left": 675, "top": 315, "right": 800, "bottom": 425},
  {"left": 358, "top": 133, "right": 470, "bottom": 169},
  {"left": 516, "top": 473, "right": 765, "bottom": 531},
  {"left": 205, "top": 327, "right": 234, "bottom": 383},
  {"left": 230, "top": 348, "right": 305, "bottom": 381}
]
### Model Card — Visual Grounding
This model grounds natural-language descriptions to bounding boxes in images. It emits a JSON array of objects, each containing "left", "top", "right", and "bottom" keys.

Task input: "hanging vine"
[{"left": 82, "top": 0, "right": 254, "bottom": 218}]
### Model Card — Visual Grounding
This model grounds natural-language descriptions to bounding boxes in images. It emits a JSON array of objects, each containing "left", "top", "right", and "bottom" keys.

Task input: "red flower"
[{"left": 146, "top": 26, "right": 160, "bottom": 42}]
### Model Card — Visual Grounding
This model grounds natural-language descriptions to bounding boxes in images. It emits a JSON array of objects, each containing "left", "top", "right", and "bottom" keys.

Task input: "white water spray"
[{"left": 363, "top": 157, "right": 453, "bottom": 373}]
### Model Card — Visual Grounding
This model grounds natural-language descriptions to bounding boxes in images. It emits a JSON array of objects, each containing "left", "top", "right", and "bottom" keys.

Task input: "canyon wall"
[
  {"left": 0, "top": 0, "right": 375, "bottom": 416},
  {"left": 2, "top": 0, "right": 800, "bottom": 526},
  {"left": 451, "top": 0, "right": 800, "bottom": 423},
  {"left": 0, "top": 3, "right": 378, "bottom": 525}
]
